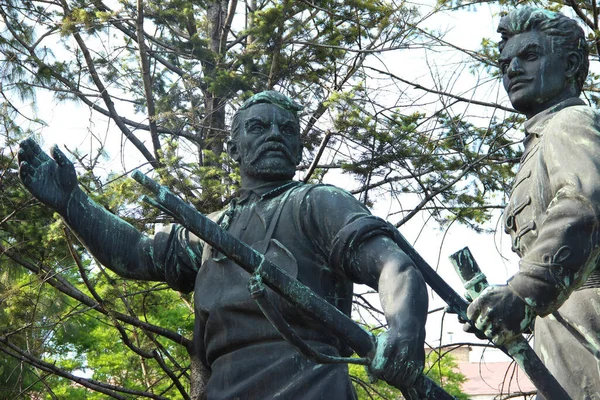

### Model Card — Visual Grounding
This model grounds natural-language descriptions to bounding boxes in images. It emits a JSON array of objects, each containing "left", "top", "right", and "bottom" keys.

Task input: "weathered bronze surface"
[
  {"left": 18, "top": 91, "right": 429, "bottom": 399},
  {"left": 133, "top": 170, "right": 453, "bottom": 399},
  {"left": 466, "top": 8, "right": 600, "bottom": 399},
  {"left": 451, "top": 247, "right": 570, "bottom": 400}
]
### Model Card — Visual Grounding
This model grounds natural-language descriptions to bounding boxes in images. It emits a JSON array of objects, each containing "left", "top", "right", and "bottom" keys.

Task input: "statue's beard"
[
  {"left": 242, "top": 159, "right": 296, "bottom": 181},
  {"left": 241, "top": 143, "right": 297, "bottom": 181}
]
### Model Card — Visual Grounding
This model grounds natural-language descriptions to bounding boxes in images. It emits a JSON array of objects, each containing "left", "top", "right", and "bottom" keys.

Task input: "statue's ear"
[
  {"left": 227, "top": 140, "right": 241, "bottom": 163},
  {"left": 565, "top": 51, "right": 581, "bottom": 80}
]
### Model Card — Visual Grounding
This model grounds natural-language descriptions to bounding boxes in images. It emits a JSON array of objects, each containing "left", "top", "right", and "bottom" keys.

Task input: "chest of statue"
[
  {"left": 190, "top": 187, "right": 352, "bottom": 365},
  {"left": 194, "top": 190, "right": 346, "bottom": 304}
]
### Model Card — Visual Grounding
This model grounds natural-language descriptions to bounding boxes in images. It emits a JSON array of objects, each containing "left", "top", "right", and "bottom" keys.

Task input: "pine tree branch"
[
  {"left": 220, "top": 0, "right": 238, "bottom": 55},
  {"left": 0, "top": 337, "right": 170, "bottom": 400},
  {"left": 4, "top": 80, "right": 178, "bottom": 135},
  {"left": 68, "top": 26, "right": 159, "bottom": 167},
  {"left": 0, "top": 242, "right": 193, "bottom": 350},
  {"left": 348, "top": 167, "right": 437, "bottom": 195},
  {"left": 565, "top": 0, "right": 600, "bottom": 56},
  {"left": 90, "top": 0, "right": 190, "bottom": 75},
  {"left": 0, "top": 6, "right": 162, "bottom": 164},
  {"left": 64, "top": 229, "right": 192, "bottom": 397},
  {"left": 267, "top": 0, "right": 289, "bottom": 89},
  {"left": 300, "top": 20, "right": 385, "bottom": 142},
  {"left": 566, "top": 0, "right": 595, "bottom": 29},
  {"left": 64, "top": 230, "right": 157, "bottom": 360},
  {"left": 394, "top": 140, "right": 515, "bottom": 227},
  {"left": 153, "top": 350, "right": 190, "bottom": 400},
  {"left": 411, "top": 23, "right": 495, "bottom": 67}
]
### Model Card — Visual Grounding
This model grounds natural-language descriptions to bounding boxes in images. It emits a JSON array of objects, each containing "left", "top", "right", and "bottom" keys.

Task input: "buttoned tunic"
[{"left": 504, "top": 98, "right": 600, "bottom": 398}]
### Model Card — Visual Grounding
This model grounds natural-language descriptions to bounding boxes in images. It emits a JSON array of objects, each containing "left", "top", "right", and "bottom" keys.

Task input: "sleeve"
[
  {"left": 152, "top": 224, "right": 204, "bottom": 293},
  {"left": 297, "top": 185, "right": 398, "bottom": 282},
  {"left": 508, "top": 107, "right": 600, "bottom": 316}
]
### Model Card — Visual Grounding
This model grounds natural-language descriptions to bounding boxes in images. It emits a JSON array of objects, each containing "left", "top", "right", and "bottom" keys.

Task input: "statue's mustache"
[{"left": 250, "top": 143, "right": 294, "bottom": 163}]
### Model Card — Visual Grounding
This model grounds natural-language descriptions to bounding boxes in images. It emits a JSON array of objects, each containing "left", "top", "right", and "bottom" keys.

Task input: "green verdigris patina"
[
  {"left": 133, "top": 169, "right": 453, "bottom": 399},
  {"left": 465, "top": 8, "right": 600, "bottom": 399},
  {"left": 18, "top": 91, "right": 429, "bottom": 399},
  {"left": 450, "top": 247, "right": 569, "bottom": 400}
]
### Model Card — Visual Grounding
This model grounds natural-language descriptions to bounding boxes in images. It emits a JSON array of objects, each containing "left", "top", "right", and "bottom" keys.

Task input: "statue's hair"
[
  {"left": 230, "top": 91, "right": 303, "bottom": 142},
  {"left": 497, "top": 7, "right": 589, "bottom": 92}
]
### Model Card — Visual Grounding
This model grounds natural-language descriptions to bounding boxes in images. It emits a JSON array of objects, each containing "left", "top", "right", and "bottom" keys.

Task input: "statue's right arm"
[{"left": 18, "top": 138, "right": 164, "bottom": 282}]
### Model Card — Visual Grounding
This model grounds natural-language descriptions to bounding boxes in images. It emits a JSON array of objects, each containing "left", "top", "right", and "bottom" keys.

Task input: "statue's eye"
[
  {"left": 500, "top": 62, "right": 509, "bottom": 74},
  {"left": 281, "top": 125, "right": 296, "bottom": 136},
  {"left": 525, "top": 52, "right": 538, "bottom": 61},
  {"left": 249, "top": 123, "right": 266, "bottom": 134}
]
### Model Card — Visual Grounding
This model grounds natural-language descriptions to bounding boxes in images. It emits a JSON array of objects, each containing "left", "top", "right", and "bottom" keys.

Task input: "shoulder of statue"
[
  {"left": 551, "top": 104, "right": 596, "bottom": 126},
  {"left": 296, "top": 182, "right": 354, "bottom": 197},
  {"left": 542, "top": 105, "right": 600, "bottom": 144},
  {"left": 292, "top": 183, "right": 368, "bottom": 215}
]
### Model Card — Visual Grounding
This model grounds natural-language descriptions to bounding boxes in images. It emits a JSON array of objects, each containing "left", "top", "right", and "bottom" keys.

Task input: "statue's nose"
[
  {"left": 507, "top": 58, "right": 524, "bottom": 78},
  {"left": 266, "top": 125, "right": 283, "bottom": 140}
]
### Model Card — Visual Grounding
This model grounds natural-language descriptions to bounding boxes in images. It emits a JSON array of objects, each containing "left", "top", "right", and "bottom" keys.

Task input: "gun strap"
[{"left": 256, "top": 183, "right": 300, "bottom": 254}]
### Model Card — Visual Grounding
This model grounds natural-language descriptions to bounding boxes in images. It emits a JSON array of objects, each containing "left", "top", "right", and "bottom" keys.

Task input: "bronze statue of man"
[
  {"left": 18, "top": 91, "right": 428, "bottom": 399},
  {"left": 466, "top": 8, "right": 600, "bottom": 398}
]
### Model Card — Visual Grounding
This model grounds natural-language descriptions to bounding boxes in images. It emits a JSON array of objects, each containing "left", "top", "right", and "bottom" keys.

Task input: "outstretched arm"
[
  {"left": 18, "top": 138, "right": 162, "bottom": 281},
  {"left": 352, "top": 235, "right": 428, "bottom": 389}
]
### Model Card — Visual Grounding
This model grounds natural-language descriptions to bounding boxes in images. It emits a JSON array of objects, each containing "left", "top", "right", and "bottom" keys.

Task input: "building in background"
[{"left": 430, "top": 345, "right": 535, "bottom": 399}]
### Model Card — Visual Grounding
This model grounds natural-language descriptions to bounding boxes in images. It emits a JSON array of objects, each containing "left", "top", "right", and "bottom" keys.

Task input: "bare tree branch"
[
  {"left": 302, "top": 130, "right": 332, "bottom": 182},
  {"left": 366, "top": 66, "right": 514, "bottom": 112},
  {"left": 136, "top": 0, "right": 162, "bottom": 162}
]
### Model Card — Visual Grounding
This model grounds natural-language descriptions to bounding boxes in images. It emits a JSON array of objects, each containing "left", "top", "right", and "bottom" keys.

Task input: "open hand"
[
  {"left": 18, "top": 138, "right": 78, "bottom": 213},
  {"left": 466, "top": 285, "right": 535, "bottom": 346}
]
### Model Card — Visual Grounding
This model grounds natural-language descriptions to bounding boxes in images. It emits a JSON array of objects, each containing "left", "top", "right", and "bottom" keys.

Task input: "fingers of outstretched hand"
[
  {"left": 51, "top": 144, "right": 72, "bottom": 167},
  {"left": 52, "top": 145, "right": 76, "bottom": 186},
  {"left": 18, "top": 142, "right": 50, "bottom": 186},
  {"left": 18, "top": 160, "right": 34, "bottom": 185},
  {"left": 18, "top": 138, "right": 48, "bottom": 168},
  {"left": 18, "top": 140, "right": 77, "bottom": 210}
]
